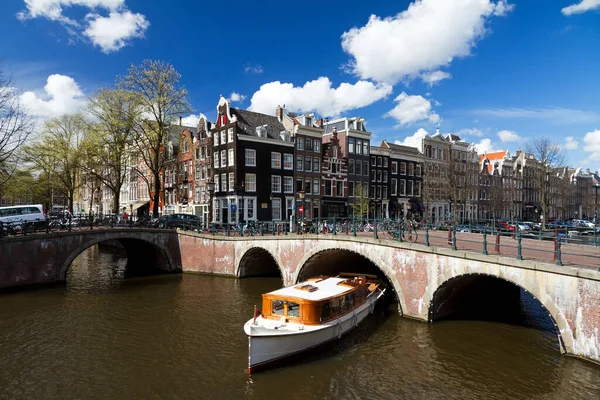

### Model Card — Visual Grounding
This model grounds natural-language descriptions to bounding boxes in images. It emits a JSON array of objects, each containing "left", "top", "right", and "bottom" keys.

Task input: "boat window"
[
  {"left": 341, "top": 296, "right": 348, "bottom": 313},
  {"left": 287, "top": 302, "right": 300, "bottom": 317},
  {"left": 331, "top": 298, "right": 340, "bottom": 316},
  {"left": 346, "top": 294, "right": 354, "bottom": 310},
  {"left": 321, "top": 302, "right": 331, "bottom": 321},
  {"left": 272, "top": 300, "right": 285, "bottom": 315}
]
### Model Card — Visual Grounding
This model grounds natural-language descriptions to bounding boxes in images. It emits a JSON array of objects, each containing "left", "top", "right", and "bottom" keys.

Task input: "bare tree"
[
  {"left": 119, "top": 60, "right": 192, "bottom": 217},
  {"left": 527, "top": 137, "right": 565, "bottom": 225},
  {"left": 0, "top": 60, "right": 34, "bottom": 190}
]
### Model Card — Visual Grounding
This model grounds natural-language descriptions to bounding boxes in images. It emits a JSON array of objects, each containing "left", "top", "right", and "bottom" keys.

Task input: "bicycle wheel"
[{"left": 402, "top": 224, "right": 418, "bottom": 243}]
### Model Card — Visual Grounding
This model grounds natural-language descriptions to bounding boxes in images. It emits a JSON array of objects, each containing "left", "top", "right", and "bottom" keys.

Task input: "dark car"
[{"left": 157, "top": 213, "right": 201, "bottom": 230}]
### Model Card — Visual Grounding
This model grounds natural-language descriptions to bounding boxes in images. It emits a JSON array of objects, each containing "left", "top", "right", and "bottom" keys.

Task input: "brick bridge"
[
  {"left": 0, "top": 229, "right": 182, "bottom": 288},
  {"left": 1, "top": 229, "right": 599, "bottom": 364}
]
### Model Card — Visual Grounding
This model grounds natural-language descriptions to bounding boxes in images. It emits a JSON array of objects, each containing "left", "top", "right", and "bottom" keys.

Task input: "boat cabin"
[{"left": 260, "top": 274, "right": 379, "bottom": 325}]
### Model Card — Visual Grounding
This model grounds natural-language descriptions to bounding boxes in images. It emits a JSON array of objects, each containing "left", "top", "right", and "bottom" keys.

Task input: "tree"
[
  {"left": 119, "top": 60, "right": 192, "bottom": 217},
  {"left": 26, "top": 114, "right": 87, "bottom": 212},
  {"left": 349, "top": 182, "right": 369, "bottom": 218},
  {"left": 527, "top": 137, "right": 565, "bottom": 226},
  {"left": 85, "top": 88, "right": 141, "bottom": 213},
  {"left": 0, "top": 60, "right": 34, "bottom": 191}
]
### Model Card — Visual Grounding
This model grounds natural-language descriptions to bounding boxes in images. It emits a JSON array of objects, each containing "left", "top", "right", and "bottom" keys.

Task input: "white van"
[{"left": 0, "top": 204, "right": 47, "bottom": 228}]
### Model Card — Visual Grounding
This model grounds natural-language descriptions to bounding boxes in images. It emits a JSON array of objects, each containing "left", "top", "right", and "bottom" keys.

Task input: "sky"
[{"left": 2, "top": 0, "right": 600, "bottom": 170}]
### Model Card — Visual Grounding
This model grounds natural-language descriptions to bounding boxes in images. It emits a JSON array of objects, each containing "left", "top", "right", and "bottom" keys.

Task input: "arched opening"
[
  {"left": 66, "top": 239, "right": 174, "bottom": 292},
  {"left": 297, "top": 249, "right": 398, "bottom": 308},
  {"left": 429, "top": 274, "right": 563, "bottom": 347},
  {"left": 238, "top": 247, "right": 281, "bottom": 279}
]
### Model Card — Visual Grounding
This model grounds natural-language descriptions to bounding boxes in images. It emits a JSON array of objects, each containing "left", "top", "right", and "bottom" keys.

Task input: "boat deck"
[{"left": 266, "top": 277, "right": 353, "bottom": 301}]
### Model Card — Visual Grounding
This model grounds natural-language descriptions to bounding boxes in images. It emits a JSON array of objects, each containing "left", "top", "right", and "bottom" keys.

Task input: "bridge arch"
[
  {"left": 429, "top": 273, "right": 571, "bottom": 354},
  {"left": 59, "top": 232, "right": 179, "bottom": 280},
  {"left": 237, "top": 246, "right": 282, "bottom": 279},
  {"left": 292, "top": 243, "right": 407, "bottom": 314}
]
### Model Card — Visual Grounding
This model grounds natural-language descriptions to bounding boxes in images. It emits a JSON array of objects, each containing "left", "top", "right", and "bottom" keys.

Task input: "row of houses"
[{"left": 73, "top": 96, "right": 600, "bottom": 225}]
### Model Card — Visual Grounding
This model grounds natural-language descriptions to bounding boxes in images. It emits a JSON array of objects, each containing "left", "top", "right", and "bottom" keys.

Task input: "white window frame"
[
  {"left": 271, "top": 175, "right": 282, "bottom": 193},
  {"left": 227, "top": 128, "right": 234, "bottom": 143},
  {"left": 228, "top": 172, "right": 234, "bottom": 192},
  {"left": 245, "top": 149, "right": 256, "bottom": 166},
  {"left": 283, "top": 176, "right": 293, "bottom": 193},
  {"left": 271, "top": 152, "right": 282, "bottom": 169},
  {"left": 272, "top": 198, "right": 282, "bottom": 220},
  {"left": 283, "top": 153, "right": 293, "bottom": 170},
  {"left": 245, "top": 174, "right": 256, "bottom": 192},
  {"left": 220, "top": 150, "right": 227, "bottom": 167},
  {"left": 228, "top": 148, "right": 234, "bottom": 167},
  {"left": 214, "top": 152, "right": 219, "bottom": 168}
]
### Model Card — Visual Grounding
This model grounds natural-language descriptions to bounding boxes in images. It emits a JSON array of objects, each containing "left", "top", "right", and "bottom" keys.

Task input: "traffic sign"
[
  {"left": 231, "top": 204, "right": 237, "bottom": 212},
  {"left": 299, "top": 206, "right": 304, "bottom": 213}
]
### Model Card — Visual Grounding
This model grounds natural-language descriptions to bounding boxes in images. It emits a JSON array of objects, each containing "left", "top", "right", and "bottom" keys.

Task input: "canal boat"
[{"left": 243, "top": 273, "right": 386, "bottom": 373}]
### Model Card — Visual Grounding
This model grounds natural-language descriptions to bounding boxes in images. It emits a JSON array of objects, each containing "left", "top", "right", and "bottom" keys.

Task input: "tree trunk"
[{"left": 153, "top": 171, "right": 161, "bottom": 217}]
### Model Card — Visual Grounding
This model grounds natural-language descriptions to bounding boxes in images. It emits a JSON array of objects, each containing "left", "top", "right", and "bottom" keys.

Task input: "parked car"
[
  {"left": 157, "top": 213, "right": 201, "bottom": 229},
  {"left": 496, "top": 221, "right": 515, "bottom": 232}
]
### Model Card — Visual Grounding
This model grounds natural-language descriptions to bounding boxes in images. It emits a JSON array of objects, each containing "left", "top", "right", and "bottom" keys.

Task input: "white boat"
[{"left": 243, "top": 273, "right": 386, "bottom": 373}]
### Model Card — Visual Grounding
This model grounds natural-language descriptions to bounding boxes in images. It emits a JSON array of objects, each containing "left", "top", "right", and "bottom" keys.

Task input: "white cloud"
[
  {"left": 227, "top": 92, "right": 246, "bottom": 103},
  {"left": 244, "top": 64, "right": 264, "bottom": 75},
  {"left": 394, "top": 128, "right": 429, "bottom": 148},
  {"left": 248, "top": 77, "right": 392, "bottom": 116},
  {"left": 19, "top": 74, "right": 86, "bottom": 118},
  {"left": 341, "top": 0, "right": 513, "bottom": 85},
  {"left": 17, "top": 0, "right": 148, "bottom": 53},
  {"left": 562, "top": 0, "right": 600, "bottom": 16},
  {"left": 385, "top": 92, "right": 440, "bottom": 126},
  {"left": 582, "top": 129, "right": 600, "bottom": 160},
  {"left": 180, "top": 114, "right": 200, "bottom": 127},
  {"left": 84, "top": 11, "right": 149, "bottom": 53},
  {"left": 497, "top": 129, "right": 521, "bottom": 142},
  {"left": 564, "top": 136, "right": 579, "bottom": 150},
  {"left": 420, "top": 71, "right": 451, "bottom": 86},
  {"left": 473, "top": 138, "right": 497, "bottom": 154},
  {"left": 472, "top": 107, "right": 599, "bottom": 124},
  {"left": 456, "top": 127, "right": 484, "bottom": 137}
]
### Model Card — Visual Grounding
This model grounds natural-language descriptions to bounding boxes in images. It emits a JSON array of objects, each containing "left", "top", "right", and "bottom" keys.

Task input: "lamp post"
[
  {"left": 298, "top": 191, "right": 305, "bottom": 234},
  {"left": 130, "top": 203, "right": 133, "bottom": 225}
]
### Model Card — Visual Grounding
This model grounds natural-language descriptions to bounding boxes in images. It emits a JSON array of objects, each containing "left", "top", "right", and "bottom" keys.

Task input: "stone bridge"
[
  {"left": 0, "top": 229, "right": 181, "bottom": 288},
  {"left": 178, "top": 232, "right": 600, "bottom": 364}
]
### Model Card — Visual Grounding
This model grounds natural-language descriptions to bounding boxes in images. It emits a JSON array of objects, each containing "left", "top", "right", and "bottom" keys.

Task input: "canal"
[{"left": 0, "top": 245, "right": 599, "bottom": 399}]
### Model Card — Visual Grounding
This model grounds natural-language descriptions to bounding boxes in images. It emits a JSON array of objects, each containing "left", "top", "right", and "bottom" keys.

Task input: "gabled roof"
[
  {"left": 231, "top": 108, "right": 287, "bottom": 140},
  {"left": 380, "top": 140, "right": 420, "bottom": 155},
  {"left": 479, "top": 151, "right": 508, "bottom": 173}
]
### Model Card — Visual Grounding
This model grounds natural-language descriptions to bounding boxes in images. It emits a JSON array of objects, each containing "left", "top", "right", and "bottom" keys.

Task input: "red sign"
[{"left": 299, "top": 206, "right": 304, "bottom": 213}]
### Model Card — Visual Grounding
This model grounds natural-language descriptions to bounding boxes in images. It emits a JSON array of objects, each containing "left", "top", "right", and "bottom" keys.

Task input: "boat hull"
[{"left": 245, "top": 289, "right": 384, "bottom": 373}]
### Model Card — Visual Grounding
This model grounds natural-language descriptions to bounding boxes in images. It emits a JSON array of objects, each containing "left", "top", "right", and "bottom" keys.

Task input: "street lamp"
[
  {"left": 593, "top": 182, "right": 600, "bottom": 225},
  {"left": 298, "top": 191, "right": 305, "bottom": 234}
]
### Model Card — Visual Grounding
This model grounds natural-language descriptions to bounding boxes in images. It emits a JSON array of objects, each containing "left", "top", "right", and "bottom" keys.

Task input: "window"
[
  {"left": 220, "top": 150, "right": 226, "bottom": 167},
  {"left": 371, "top": 170, "right": 376, "bottom": 182},
  {"left": 348, "top": 159, "right": 355, "bottom": 174},
  {"left": 214, "top": 152, "right": 219, "bottom": 168},
  {"left": 228, "top": 173, "right": 234, "bottom": 191},
  {"left": 377, "top": 170, "right": 382, "bottom": 182},
  {"left": 284, "top": 176, "right": 293, "bottom": 193},
  {"left": 349, "top": 138, "right": 355, "bottom": 153},
  {"left": 271, "top": 152, "right": 281, "bottom": 168},
  {"left": 296, "top": 156, "right": 303, "bottom": 171},
  {"left": 297, "top": 138, "right": 304, "bottom": 150},
  {"left": 247, "top": 198, "right": 255, "bottom": 219},
  {"left": 377, "top": 156, "right": 382, "bottom": 167},
  {"left": 416, "top": 164, "right": 422, "bottom": 177},
  {"left": 271, "top": 176, "right": 282, "bottom": 192},
  {"left": 313, "top": 179, "right": 320, "bottom": 195},
  {"left": 304, "top": 179, "right": 311, "bottom": 194},
  {"left": 221, "top": 174, "right": 227, "bottom": 193},
  {"left": 304, "top": 156, "right": 312, "bottom": 172},
  {"left": 355, "top": 140, "right": 362, "bottom": 155},
  {"left": 383, "top": 158, "right": 388, "bottom": 168},
  {"left": 313, "top": 158, "right": 320, "bottom": 172},
  {"left": 305, "top": 138, "right": 312, "bottom": 151},
  {"left": 194, "top": 165, "right": 200, "bottom": 180},
  {"left": 348, "top": 181, "right": 355, "bottom": 197},
  {"left": 331, "top": 161, "right": 338, "bottom": 174},
  {"left": 371, "top": 156, "right": 376, "bottom": 166},
  {"left": 182, "top": 139, "right": 189, "bottom": 153},
  {"left": 314, "top": 140, "right": 320, "bottom": 152},
  {"left": 245, "top": 174, "right": 256, "bottom": 191},
  {"left": 362, "top": 141, "right": 369, "bottom": 155},
  {"left": 220, "top": 130, "right": 226, "bottom": 145},
  {"left": 376, "top": 186, "right": 381, "bottom": 199},
  {"left": 400, "top": 162, "right": 406, "bottom": 175},
  {"left": 383, "top": 186, "right": 388, "bottom": 199},
  {"left": 363, "top": 161, "right": 368, "bottom": 176},
  {"left": 408, "top": 163, "right": 414, "bottom": 176},
  {"left": 391, "top": 161, "right": 398, "bottom": 174},
  {"left": 272, "top": 198, "right": 281, "bottom": 220},
  {"left": 325, "top": 180, "right": 333, "bottom": 196},
  {"left": 415, "top": 181, "right": 421, "bottom": 197},
  {"left": 336, "top": 181, "right": 343, "bottom": 197},
  {"left": 228, "top": 148, "right": 234, "bottom": 167},
  {"left": 355, "top": 160, "right": 362, "bottom": 175},
  {"left": 213, "top": 133, "right": 218, "bottom": 146},
  {"left": 283, "top": 154, "right": 293, "bottom": 169},
  {"left": 245, "top": 149, "right": 256, "bottom": 166},
  {"left": 383, "top": 171, "right": 388, "bottom": 183},
  {"left": 399, "top": 179, "right": 406, "bottom": 195},
  {"left": 228, "top": 127, "right": 234, "bottom": 143},
  {"left": 200, "top": 146, "right": 205, "bottom": 160},
  {"left": 407, "top": 180, "right": 413, "bottom": 196}
]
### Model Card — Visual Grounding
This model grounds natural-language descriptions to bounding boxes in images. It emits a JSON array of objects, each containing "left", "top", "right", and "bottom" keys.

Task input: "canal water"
[{"left": 1, "top": 246, "right": 599, "bottom": 400}]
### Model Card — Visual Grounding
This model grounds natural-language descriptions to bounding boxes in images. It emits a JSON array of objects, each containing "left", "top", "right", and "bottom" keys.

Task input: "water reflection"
[{"left": 66, "top": 244, "right": 127, "bottom": 293}]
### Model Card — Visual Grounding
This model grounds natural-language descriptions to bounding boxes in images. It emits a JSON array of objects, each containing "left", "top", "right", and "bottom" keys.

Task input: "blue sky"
[{"left": 2, "top": 0, "right": 600, "bottom": 170}]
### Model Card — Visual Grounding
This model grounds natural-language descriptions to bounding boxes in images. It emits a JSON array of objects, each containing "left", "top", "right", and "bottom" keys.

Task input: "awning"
[
  {"left": 130, "top": 200, "right": 149, "bottom": 212},
  {"left": 408, "top": 198, "right": 425, "bottom": 212}
]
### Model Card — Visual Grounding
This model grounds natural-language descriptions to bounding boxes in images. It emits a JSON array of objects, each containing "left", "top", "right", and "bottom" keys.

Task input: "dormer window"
[
  {"left": 305, "top": 117, "right": 312, "bottom": 127},
  {"left": 255, "top": 125, "right": 268, "bottom": 138}
]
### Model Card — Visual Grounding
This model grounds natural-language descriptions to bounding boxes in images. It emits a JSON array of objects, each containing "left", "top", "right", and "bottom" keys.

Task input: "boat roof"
[{"left": 266, "top": 277, "right": 354, "bottom": 302}]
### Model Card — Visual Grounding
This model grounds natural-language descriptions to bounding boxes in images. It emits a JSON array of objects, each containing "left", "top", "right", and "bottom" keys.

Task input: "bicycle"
[{"left": 388, "top": 218, "right": 419, "bottom": 243}]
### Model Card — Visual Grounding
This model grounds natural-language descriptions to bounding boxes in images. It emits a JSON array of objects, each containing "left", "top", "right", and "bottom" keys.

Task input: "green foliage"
[{"left": 349, "top": 182, "right": 369, "bottom": 218}]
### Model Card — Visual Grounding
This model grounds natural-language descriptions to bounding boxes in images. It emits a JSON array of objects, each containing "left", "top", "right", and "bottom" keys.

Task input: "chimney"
[
  {"left": 332, "top": 127, "right": 338, "bottom": 138},
  {"left": 316, "top": 118, "right": 323, "bottom": 128},
  {"left": 276, "top": 105, "right": 283, "bottom": 121}
]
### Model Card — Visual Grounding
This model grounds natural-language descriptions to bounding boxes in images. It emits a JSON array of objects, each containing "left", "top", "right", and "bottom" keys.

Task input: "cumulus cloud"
[
  {"left": 248, "top": 77, "right": 392, "bottom": 116},
  {"left": 564, "top": 136, "right": 579, "bottom": 150},
  {"left": 244, "top": 64, "right": 264, "bottom": 75},
  {"left": 385, "top": 92, "right": 440, "bottom": 127},
  {"left": 497, "top": 129, "right": 521, "bottom": 142},
  {"left": 341, "top": 0, "right": 513, "bottom": 85},
  {"left": 562, "top": 0, "right": 600, "bottom": 16},
  {"left": 394, "top": 127, "right": 429, "bottom": 148},
  {"left": 17, "top": 0, "right": 148, "bottom": 53},
  {"left": 19, "top": 74, "right": 86, "bottom": 118},
  {"left": 582, "top": 129, "right": 600, "bottom": 160},
  {"left": 180, "top": 114, "right": 200, "bottom": 127},
  {"left": 420, "top": 71, "right": 452, "bottom": 86},
  {"left": 227, "top": 92, "right": 246, "bottom": 103},
  {"left": 473, "top": 138, "right": 497, "bottom": 154}
]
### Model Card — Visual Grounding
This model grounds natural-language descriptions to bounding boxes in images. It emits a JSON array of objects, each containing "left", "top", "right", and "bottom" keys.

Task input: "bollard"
[
  {"left": 495, "top": 232, "right": 500, "bottom": 253},
  {"left": 272, "top": 222, "right": 275, "bottom": 236},
  {"left": 482, "top": 229, "right": 488, "bottom": 255},
  {"left": 353, "top": 218, "right": 357, "bottom": 237},
  {"left": 447, "top": 227, "right": 452, "bottom": 245},
  {"left": 556, "top": 238, "right": 562, "bottom": 266},
  {"left": 227, "top": 223, "right": 230, "bottom": 237},
  {"left": 333, "top": 218, "right": 337, "bottom": 236},
  {"left": 425, "top": 224, "right": 430, "bottom": 246},
  {"left": 211, "top": 224, "right": 215, "bottom": 236},
  {"left": 451, "top": 226, "right": 457, "bottom": 250},
  {"left": 517, "top": 230, "right": 523, "bottom": 260},
  {"left": 374, "top": 220, "right": 378, "bottom": 240},
  {"left": 553, "top": 232, "right": 558, "bottom": 262},
  {"left": 285, "top": 222, "right": 288, "bottom": 236},
  {"left": 240, "top": 224, "right": 244, "bottom": 237}
]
